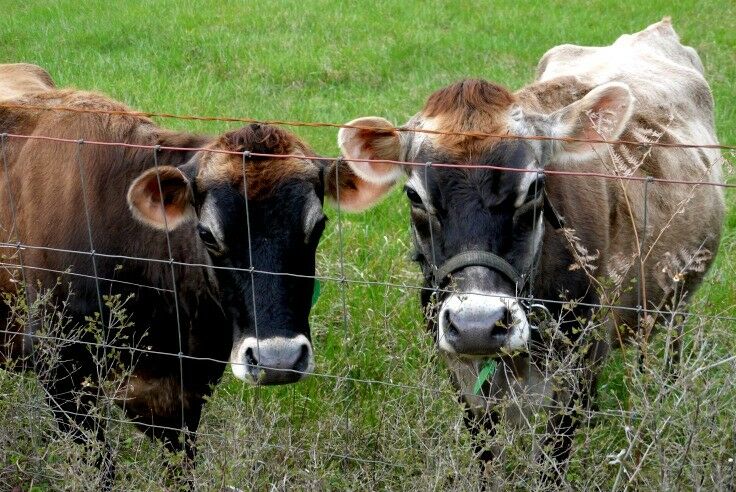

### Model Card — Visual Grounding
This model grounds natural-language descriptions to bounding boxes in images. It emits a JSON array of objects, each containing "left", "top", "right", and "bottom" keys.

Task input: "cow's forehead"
[
  {"left": 403, "top": 79, "right": 516, "bottom": 159},
  {"left": 406, "top": 140, "right": 535, "bottom": 210},
  {"left": 195, "top": 150, "right": 320, "bottom": 200}
]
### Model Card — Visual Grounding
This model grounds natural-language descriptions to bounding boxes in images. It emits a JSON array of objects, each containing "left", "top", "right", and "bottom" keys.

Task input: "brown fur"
[
  {"left": 196, "top": 123, "right": 319, "bottom": 199},
  {"left": 354, "top": 125, "right": 400, "bottom": 161},
  {"left": 422, "top": 79, "right": 516, "bottom": 155},
  {"left": 0, "top": 67, "right": 325, "bottom": 477}
]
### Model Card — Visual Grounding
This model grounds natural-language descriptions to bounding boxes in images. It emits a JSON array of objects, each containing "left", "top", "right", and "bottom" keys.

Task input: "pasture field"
[{"left": 1, "top": 1, "right": 736, "bottom": 490}]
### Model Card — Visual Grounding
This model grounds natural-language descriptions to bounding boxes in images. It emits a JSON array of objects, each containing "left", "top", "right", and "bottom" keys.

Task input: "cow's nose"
[
  {"left": 438, "top": 292, "right": 514, "bottom": 355},
  {"left": 444, "top": 305, "right": 509, "bottom": 354},
  {"left": 230, "top": 334, "right": 314, "bottom": 385}
]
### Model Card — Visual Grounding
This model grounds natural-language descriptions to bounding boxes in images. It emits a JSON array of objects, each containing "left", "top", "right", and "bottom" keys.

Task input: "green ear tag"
[
  {"left": 311, "top": 279, "right": 321, "bottom": 307},
  {"left": 473, "top": 359, "right": 497, "bottom": 395}
]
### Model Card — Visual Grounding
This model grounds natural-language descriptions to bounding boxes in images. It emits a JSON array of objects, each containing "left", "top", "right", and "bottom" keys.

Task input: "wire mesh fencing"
[{"left": 0, "top": 105, "right": 735, "bottom": 491}]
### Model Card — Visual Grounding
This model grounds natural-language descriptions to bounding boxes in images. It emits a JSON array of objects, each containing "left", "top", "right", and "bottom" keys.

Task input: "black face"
[
  {"left": 405, "top": 141, "right": 545, "bottom": 355},
  {"left": 191, "top": 170, "right": 326, "bottom": 384}
]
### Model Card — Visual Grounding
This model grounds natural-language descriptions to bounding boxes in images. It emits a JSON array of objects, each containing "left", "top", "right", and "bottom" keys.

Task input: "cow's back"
[
  {"left": 0, "top": 63, "right": 55, "bottom": 101},
  {"left": 522, "top": 19, "right": 725, "bottom": 332}
]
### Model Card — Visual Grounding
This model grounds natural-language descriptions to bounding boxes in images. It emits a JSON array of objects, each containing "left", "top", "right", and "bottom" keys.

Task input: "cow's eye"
[
  {"left": 197, "top": 224, "right": 220, "bottom": 251},
  {"left": 404, "top": 186, "right": 424, "bottom": 208}
]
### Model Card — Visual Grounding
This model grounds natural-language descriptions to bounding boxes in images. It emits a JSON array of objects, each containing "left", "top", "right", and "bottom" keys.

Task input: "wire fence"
[{"left": 1, "top": 103, "right": 735, "bottom": 490}]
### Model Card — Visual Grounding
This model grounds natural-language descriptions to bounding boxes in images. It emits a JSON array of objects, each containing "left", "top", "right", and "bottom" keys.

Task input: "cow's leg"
[
  {"left": 156, "top": 403, "right": 203, "bottom": 491},
  {"left": 537, "top": 384, "right": 591, "bottom": 485},
  {"left": 445, "top": 353, "right": 555, "bottom": 487},
  {"left": 443, "top": 353, "right": 501, "bottom": 484},
  {"left": 462, "top": 401, "right": 499, "bottom": 475},
  {"left": 537, "top": 336, "right": 608, "bottom": 485},
  {"left": 128, "top": 383, "right": 205, "bottom": 490}
]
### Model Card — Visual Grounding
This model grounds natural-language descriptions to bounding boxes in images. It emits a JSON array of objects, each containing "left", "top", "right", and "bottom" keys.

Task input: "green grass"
[{"left": 1, "top": 0, "right": 735, "bottom": 490}]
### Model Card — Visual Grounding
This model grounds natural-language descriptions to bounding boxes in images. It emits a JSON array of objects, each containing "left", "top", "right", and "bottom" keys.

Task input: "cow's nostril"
[
  {"left": 445, "top": 310, "right": 459, "bottom": 337},
  {"left": 294, "top": 343, "right": 310, "bottom": 373},
  {"left": 244, "top": 347, "right": 258, "bottom": 368}
]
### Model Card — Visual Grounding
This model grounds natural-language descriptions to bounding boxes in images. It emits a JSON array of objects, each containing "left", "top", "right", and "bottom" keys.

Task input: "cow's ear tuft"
[
  {"left": 324, "top": 158, "right": 396, "bottom": 212},
  {"left": 127, "top": 166, "right": 195, "bottom": 230}
]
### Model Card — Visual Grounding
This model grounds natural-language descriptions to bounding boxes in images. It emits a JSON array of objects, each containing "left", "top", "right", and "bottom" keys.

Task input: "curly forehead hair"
[{"left": 196, "top": 123, "right": 319, "bottom": 198}]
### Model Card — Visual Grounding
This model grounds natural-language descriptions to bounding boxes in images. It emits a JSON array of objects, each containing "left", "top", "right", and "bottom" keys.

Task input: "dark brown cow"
[
  {"left": 0, "top": 63, "right": 366, "bottom": 487},
  {"left": 335, "top": 19, "right": 724, "bottom": 482}
]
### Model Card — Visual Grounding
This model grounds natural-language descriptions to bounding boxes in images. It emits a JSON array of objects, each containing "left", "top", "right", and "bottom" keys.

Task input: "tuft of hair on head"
[
  {"left": 422, "top": 79, "right": 516, "bottom": 156},
  {"left": 423, "top": 79, "right": 515, "bottom": 120},
  {"left": 221, "top": 123, "right": 296, "bottom": 157}
]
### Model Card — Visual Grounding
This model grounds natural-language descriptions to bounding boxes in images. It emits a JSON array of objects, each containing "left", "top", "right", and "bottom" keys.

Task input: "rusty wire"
[
  {"left": 1, "top": 101, "right": 735, "bottom": 151},
  {"left": 2, "top": 132, "right": 735, "bottom": 189}
]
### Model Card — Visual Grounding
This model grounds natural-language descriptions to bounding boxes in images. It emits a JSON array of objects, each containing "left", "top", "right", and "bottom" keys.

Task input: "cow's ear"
[
  {"left": 550, "top": 82, "right": 634, "bottom": 162},
  {"left": 338, "top": 116, "right": 405, "bottom": 185},
  {"left": 332, "top": 116, "right": 404, "bottom": 211},
  {"left": 323, "top": 158, "right": 398, "bottom": 212},
  {"left": 127, "top": 166, "right": 195, "bottom": 230}
]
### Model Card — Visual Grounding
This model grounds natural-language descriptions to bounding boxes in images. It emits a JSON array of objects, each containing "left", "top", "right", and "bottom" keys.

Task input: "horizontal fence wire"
[
  {"left": 1, "top": 102, "right": 735, "bottom": 151},
  {"left": 4, "top": 324, "right": 735, "bottom": 404},
  {"left": 2, "top": 132, "right": 735, "bottom": 189},
  {"left": 1, "top": 241, "right": 734, "bottom": 323},
  {"left": 1, "top": 103, "right": 735, "bottom": 489}
]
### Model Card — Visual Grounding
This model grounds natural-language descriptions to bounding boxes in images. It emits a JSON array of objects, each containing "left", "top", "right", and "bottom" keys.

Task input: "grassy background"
[{"left": 1, "top": 0, "right": 735, "bottom": 490}]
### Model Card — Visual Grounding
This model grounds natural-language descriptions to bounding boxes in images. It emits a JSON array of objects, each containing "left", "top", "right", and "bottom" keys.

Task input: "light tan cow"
[{"left": 336, "top": 18, "right": 725, "bottom": 482}]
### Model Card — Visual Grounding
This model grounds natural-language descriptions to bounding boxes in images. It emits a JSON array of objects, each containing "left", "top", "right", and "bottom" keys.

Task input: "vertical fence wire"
[
  {"left": 151, "top": 146, "right": 187, "bottom": 435},
  {"left": 639, "top": 174, "right": 652, "bottom": 367},
  {"left": 74, "top": 138, "right": 115, "bottom": 480},
  {"left": 332, "top": 158, "right": 353, "bottom": 466},
  {"left": 239, "top": 149, "right": 262, "bottom": 448},
  {"left": 423, "top": 162, "right": 439, "bottom": 341},
  {"left": 528, "top": 168, "right": 542, "bottom": 301}
]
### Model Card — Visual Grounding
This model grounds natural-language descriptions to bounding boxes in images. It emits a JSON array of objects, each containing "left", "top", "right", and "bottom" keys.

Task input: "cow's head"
[
  {"left": 127, "top": 123, "right": 363, "bottom": 384},
  {"left": 337, "top": 79, "right": 633, "bottom": 358}
]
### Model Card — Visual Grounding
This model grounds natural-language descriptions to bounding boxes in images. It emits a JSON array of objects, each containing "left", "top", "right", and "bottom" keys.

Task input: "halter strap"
[
  {"left": 431, "top": 190, "right": 564, "bottom": 290},
  {"left": 433, "top": 250, "right": 521, "bottom": 288}
]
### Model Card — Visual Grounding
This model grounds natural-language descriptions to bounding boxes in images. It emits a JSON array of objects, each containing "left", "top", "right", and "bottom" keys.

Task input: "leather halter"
[{"left": 431, "top": 190, "right": 564, "bottom": 291}]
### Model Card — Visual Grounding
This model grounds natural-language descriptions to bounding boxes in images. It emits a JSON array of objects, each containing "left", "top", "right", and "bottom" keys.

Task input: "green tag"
[
  {"left": 311, "top": 279, "right": 321, "bottom": 307},
  {"left": 473, "top": 359, "right": 497, "bottom": 395}
]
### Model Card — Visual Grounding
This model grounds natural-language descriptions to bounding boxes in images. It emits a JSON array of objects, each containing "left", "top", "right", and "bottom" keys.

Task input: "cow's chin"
[{"left": 436, "top": 291, "right": 531, "bottom": 358}]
